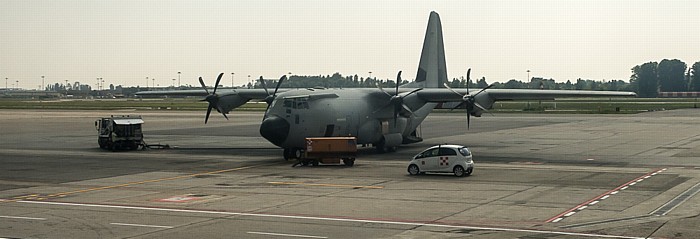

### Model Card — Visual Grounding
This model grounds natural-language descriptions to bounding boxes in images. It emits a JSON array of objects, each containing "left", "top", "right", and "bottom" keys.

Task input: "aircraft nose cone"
[{"left": 259, "top": 116, "right": 290, "bottom": 146}]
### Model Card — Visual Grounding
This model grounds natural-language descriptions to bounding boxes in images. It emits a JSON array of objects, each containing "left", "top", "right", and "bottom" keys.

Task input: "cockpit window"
[
  {"left": 283, "top": 99, "right": 293, "bottom": 108},
  {"left": 283, "top": 98, "right": 309, "bottom": 109}
]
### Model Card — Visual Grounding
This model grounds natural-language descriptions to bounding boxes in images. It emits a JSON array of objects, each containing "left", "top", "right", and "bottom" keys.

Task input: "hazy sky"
[{"left": 2, "top": 0, "right": 699, "bottom": 89}]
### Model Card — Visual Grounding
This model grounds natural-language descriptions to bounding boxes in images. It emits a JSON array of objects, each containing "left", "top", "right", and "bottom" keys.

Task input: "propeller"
[
  {"left": 199, "top": 73, "right": 228, "bottom": 124},
  {"left": 259, "top": 75, "right": 287, "bottom": 110},
  {"left": 376, "top": 71, "right": 422, "bottom": 127},
  {"left": 443, "top": 68, "right": 494, "bottom": 129}
]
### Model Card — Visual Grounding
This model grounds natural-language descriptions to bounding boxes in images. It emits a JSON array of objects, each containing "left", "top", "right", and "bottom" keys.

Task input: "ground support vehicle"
[
  {"left": 408, "top": 144, "right": 474, "bottom": 177},
  {"left": 95, "top": 115, "right": 144, "bottom": 151},
  {"left": 297, "top": 137, "right": 357, "bottom": 166}
]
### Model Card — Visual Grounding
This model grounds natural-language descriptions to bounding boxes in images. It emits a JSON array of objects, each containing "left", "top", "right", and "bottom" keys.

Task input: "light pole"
[
  {"left": 177, "top": 71, "right": 181, "bottom": 87},
  {"left": 247, "top": 75, "right": 251, "bottom": 88},
  {"left": 5, "top": 77, "right": 7, "bottom": 89},
  {"left": 152, "top": 78, "right": 155, "bottom": 89},
  {"left": 101, "top": 78, "right": 104, "bottom": 91},
  {"left": 368, "top": 71, "right": 372, "bottom": 79},
  {"left": 41, "top": 76, "right": 44, "bottom": 91},
  {"left": 16, "top": 80, "right": 19, "bottom": 90},
  {"left": 231, "top": 72, "right": 234, "bottom": 87},
  {"left": 146, "top": 77, "right": 149, "bottom": 89},
  {"left": 527, "top": 70, "right": 530, "bottom": 83}
]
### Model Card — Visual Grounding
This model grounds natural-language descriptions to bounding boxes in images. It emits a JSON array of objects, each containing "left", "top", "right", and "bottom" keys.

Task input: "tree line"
[
  {"left": 631, "top": 59, "right": 700, "bottom": 97},
  {"left": 259, "top": 72, "right": 633, "bottom": 92}
]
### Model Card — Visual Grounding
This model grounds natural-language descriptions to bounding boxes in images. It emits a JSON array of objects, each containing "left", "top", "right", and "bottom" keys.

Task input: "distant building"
[{"left": 1, "top": 89, "right": 62, "bottom": 98}]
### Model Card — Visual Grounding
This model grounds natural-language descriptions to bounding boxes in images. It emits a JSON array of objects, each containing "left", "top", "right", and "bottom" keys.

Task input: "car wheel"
[
  {"left": 465, "top": 167, "right": 473, "bottom": 176},
  {"left": 453, "top": 166, "right": 465, "bottom": 177},
  {"left": 408, "top": 164, "right": 420, "bottom": 175}
]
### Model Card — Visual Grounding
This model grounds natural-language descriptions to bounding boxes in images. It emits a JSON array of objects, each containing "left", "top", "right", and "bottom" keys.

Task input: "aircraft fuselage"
[{"left": 259, "top": 88, "right": 427, "bottom": 150}]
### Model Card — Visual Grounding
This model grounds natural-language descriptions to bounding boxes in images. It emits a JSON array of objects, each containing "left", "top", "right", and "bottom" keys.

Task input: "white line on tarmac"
[
  {"left": 247, "top": 231, "right": 328, "bottom": 238},
  {"left": 18, "top": 200, "right": 646, "bottom": 239},
  {"left": 0, "top": 215, "right": 46, "bottom": 220},
  {"left": 110, "top": 222, "right": 174, "bottom": 229}
]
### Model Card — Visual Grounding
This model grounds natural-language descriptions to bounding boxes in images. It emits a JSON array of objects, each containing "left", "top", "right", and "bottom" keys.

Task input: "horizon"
[{"left": 2, "top": 1, "right": 699, "bottom": 90}]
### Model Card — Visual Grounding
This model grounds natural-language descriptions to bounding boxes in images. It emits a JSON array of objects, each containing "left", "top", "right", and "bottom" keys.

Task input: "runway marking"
[
  {"left": 0, "top": 215, "right": 47, "bottom": 220},
  {"left": 110, "top": 222, "right": 174, "bottom": 229},
  {"left": 19, "top": 200, "right": 645, "bottom": 239},
  {"left": 267, "top": 182, "right": 384, "bottom": 189},
  {"left": 546, "top": 168, "right": 666, "bottom": 223},
  {"left": 247, "top": 231, "right": 328, "bottom": 238}
]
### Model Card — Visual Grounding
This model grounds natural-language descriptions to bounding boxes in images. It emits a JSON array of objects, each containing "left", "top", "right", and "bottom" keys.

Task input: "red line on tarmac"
[{"left": 545, "top": 168, "right": 665, "bottom": 223}]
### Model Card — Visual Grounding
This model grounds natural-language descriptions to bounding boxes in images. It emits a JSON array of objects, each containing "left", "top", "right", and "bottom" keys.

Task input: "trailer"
[
  {"left": 95, "top": 115, "right": 144, "bottom": 151},
  {"left": 300, "top": 137, "right": 357, "bottom": 166}
]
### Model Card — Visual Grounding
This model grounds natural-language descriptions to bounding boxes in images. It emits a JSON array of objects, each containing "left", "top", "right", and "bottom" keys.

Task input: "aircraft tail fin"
[{"left": 413, "top": 11, "right": 448, "bottom": 89}]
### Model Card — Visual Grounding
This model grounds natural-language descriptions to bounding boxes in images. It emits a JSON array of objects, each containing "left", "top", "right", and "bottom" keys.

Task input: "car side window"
[
  {"left": 439, "top": 148, "right": 457, "bottom": 156},
  {"left": 459, "top": 147, "right": 471, "bottom": 156}
]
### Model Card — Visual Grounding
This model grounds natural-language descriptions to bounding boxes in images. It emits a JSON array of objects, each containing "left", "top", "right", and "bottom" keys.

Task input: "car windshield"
[{"left": 459, "top": 147, "right": 471, "bottom": 156}]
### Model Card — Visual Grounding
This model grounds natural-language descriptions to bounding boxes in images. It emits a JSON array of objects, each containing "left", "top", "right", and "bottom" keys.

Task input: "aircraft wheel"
[
  {"left": 312, "top": 160, "right": 319, "bottom": 166},
  {"left": 453, "top": 166, "right": 466, "bottom": 177},
  {"left": 408, "top": 164, "right": 420, "bottom": 175},
  {"left": 293, "top": 148, "right": 303, "bottom": 159},
  {"left": 283, "top": 148, "right": 291, "bottom": 161}
]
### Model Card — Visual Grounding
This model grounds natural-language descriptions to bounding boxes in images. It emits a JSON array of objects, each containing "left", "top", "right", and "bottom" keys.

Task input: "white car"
[{"left": 408, "top": 144, "right": 474, "bottom": 177}]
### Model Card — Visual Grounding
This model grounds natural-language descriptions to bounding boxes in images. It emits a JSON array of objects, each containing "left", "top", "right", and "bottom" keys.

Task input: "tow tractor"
[{"left": 95, "top": 115, "right": 144, "bottom": 151}]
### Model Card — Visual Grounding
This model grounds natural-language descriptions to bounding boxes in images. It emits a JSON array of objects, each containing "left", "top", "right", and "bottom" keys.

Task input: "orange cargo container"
[{"left": 303, "top": 137, "right": 357, "bottom": 166}]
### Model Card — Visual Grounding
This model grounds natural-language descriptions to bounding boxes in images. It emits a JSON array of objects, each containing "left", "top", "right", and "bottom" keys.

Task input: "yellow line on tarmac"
[
  {"left": 267, "top": 182, "right": 384, "bottom": 189},
  {"left": 45, "top": 165, "right": 262, "bottom": 198}
]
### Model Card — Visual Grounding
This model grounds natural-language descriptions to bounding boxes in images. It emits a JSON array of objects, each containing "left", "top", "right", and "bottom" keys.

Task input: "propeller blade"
[
  {"left": 395, "top": 71, "right": 401, "bottom": 96},
  {"left": 474, "top": 102, "right": 494, "bottom": 116},
  {"left": 403, "top": 88, "right": 422, "bottom": 97},
  {"left": 473, "top": 84, "right": 495, "bottom": 97},
  {"left": 443, "top": 83, "right": 463, "bottom": 97},
  {"left": 466, "top": 68, "right": 471, "bottom": 95},
  {"left": 273, "top": 75, "right": 286, "bottom": 96},
  {"left": 402, "top": 104, "right": 414, "bottom": 115},
  {"left": 213, "top": 73, "right": 223, "bottom": 94},
  {"left": 259, "top": 76, "right": 269, "bottom": 95},
  {"left": 450, "top": 101, "right": 466, "bottom": 111},
  {"left": 467, "top": 112, "right": 471, "bottom": 130},
  {"left": 205, "top": 104, "right": 213, "bottom": 124},
  {"left": 377, "top": 84, "right": 392, "bottom": 97},
  {"left": 393, "top": 103, "right": 401, "bottom": 127},
  {"left": 474, "top": 102, "right": 488, "bottom": 112},
  {"left": 219, "top": 107, "right": 229, "bottom": 120},
  {"left": 199, "top": 77, "right": 209, "bottom": 94}
]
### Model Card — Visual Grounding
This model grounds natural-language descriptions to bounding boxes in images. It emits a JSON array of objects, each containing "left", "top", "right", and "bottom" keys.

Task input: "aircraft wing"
[
  {"left": 135, "top": 89, "right": 289, "bottom": 114},
  {"left": 416, "top": 89, "right": 636, "bottom": 102},
  {"left": 135, "top": 88, "right": 280, "bottom": 99}
]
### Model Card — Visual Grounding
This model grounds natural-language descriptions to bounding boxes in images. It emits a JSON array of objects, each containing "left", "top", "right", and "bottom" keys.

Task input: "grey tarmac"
[{"left": 1, "top": 109, "right": 700, "bottom": 238}]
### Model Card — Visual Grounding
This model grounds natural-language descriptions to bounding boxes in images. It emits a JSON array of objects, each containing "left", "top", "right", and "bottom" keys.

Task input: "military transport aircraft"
[{"left": 137, "top": 11, "right": 635, "bottom": 160}]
